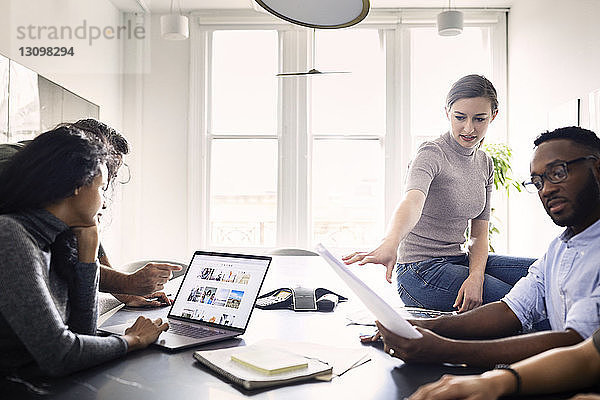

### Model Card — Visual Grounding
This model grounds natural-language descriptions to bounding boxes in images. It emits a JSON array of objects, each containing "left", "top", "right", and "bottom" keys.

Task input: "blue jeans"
[{"left": 396, "top": 254, "right": 536, "bottom": 312}]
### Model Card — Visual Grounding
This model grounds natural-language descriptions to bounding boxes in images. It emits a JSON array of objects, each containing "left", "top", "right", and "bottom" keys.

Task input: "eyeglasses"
[
  {"left": 116, "top": 162, "right": 131, "bottom": 185},
  {"left": 103, "top": 163, "right": 131, "bottom": 193},
  {"left": 522, "top": 155, "right": 598, "bottom": 193}
]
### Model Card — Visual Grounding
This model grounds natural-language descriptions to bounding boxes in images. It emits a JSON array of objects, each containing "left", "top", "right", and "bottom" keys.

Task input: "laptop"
[{"left": 100, "top": 251, "right": 271, "bottom": 350}]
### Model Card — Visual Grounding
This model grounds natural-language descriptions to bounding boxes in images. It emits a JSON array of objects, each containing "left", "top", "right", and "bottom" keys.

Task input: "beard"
[{"left": 548, "top": 170, "right": 600, "bottom": 228}]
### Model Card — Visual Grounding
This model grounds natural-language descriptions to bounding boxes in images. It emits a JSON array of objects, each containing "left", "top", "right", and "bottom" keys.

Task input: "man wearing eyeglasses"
[
  {"left": 374, "top": 126, "right": 600, "bottom": 370},
  {"left": 0, "top": 119, "right": 182, "bottom": 308}
]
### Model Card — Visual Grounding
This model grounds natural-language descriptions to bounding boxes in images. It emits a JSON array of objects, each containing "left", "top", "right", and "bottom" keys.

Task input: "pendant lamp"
[
  {"left": 254, "top": 0, "right": 370, "bottom": 29},
  {"left": 161, "top": 0, "right": 189, "bottom": 40},
  {"left": 437, "top": 0, "right": 463, "bottom": 36}
]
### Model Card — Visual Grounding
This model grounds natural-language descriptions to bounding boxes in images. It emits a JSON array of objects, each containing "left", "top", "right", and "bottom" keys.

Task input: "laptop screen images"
[{"left": 169, "top": 251, "right": 271, "bottom": 331}]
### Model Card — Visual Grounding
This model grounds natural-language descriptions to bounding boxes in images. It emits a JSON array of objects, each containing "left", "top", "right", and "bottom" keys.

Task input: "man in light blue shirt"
[
  {"left": 503, "top": 218, "right": 600, "bottom": 338},
  {"left": 374, "top": 126, "right": 600, "bottom": 367}
]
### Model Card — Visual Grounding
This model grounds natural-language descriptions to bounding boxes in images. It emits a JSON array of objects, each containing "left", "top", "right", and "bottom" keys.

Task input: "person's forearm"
[
  {"left": 68, "top": 261, "right": 99, "bottom": 334},
  {"left": 99, "top": 264, "right": 131, "bottom": 294},
  {"left": 467, "top": 219, "right": 489, "bottom": 278},
  {"left": 467, "top": 234, "right": 488, "bottom": 278},
  {"left": 97, "top": 251, "right": 128, "bottom": 293},
  {"left": 419, "top": 301, "right": 521, "bottom": 339},
  {"left": 513, "top": 338, "right": 600, "bottom": 394},
  {"left": 441, "top": 329, "right": 583, "bottom": 368},
  {"left": 383, "top": 191, "right": 425, "bottom": 246}
]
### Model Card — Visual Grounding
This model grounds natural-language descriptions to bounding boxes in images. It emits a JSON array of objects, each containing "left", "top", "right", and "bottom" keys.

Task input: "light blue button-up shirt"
[{"left": 503, "top": 218, "right": 600, "bottom": 339}]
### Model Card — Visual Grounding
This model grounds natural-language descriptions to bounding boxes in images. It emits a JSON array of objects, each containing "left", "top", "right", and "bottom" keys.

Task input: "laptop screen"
[{"left": 169, "top": 251, "right": 271, "bottom": 330}]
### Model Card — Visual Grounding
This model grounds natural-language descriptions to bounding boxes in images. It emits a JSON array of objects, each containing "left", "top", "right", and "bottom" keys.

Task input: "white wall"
[
  {"left": 0, "top": 0, "right": 123, "bottom": 128},
  {"left": 119, "top": 13, "right": 190, "bottom": 265},
  {"left": 0, "top": 0, "right": 124, "bottom": 261},
  {"left": 506, "top": 0, "right": 600, "bottom": 257}
]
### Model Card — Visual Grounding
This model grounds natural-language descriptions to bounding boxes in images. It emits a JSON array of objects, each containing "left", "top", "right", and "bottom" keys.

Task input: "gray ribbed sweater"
[
  {"left": 0, "top": 209, "right": 127, "bottom": 376},
  {"left": 398, "top": 132, "right": 493, "bottom": 263}
]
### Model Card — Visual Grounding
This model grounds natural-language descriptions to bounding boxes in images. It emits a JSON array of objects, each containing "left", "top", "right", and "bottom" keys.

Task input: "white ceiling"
[{"left": 110, "top": 0, "right": 514, "bottom": 13}]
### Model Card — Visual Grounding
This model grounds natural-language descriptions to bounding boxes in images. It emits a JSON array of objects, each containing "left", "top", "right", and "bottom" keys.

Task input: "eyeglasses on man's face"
[{"left": 522, "top": 155, "right": 598, "bottom": 193}]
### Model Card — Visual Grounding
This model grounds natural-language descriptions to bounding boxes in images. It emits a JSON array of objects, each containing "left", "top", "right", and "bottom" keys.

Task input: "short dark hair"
[
  {"left": 446, "top": 74, "right": 498, "bottom": 114},
  {"left": 0, "top": 126, "right": 108, "bottom": 214},
  {"left": 533, "top": 126, "right": 600, "bottom": 155}
]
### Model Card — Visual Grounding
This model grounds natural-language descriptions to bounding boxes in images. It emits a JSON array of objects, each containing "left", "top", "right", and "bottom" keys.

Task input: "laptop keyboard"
[{"left": 169, "top": 322, "right": 226, "bottom": 339}]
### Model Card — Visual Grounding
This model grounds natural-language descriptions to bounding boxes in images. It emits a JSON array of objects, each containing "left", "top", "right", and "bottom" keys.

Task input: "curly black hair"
[
  {"left": 59, "top": 119, "right": 129, "bottom": 182},
  {"left": 0, "top": 126, "right": 108, "bottom": 214}
]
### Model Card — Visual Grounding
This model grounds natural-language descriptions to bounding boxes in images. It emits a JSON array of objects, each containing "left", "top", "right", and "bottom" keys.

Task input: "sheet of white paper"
[{"left": 316, "top": 243, "right": 422, "bottom": 339}]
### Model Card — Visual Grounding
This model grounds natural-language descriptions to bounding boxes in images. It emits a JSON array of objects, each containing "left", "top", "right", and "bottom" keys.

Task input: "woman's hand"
[
  {"left": 71, "top": 224, "right": 100, "bottom": 264},
  {"left": 342, "top": 240, "right": 399, "bottom": 283},
  {"left": 342, "top": 190, "right": 425, "bottom": 284},
  {"left": 453, "top": 274, "right": 484, "bottom": 313},
  {"left": 123, "top": 316, "right": 169, "bottom": 351}
]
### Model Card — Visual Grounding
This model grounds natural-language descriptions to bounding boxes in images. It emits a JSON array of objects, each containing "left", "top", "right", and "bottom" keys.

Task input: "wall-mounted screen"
[
  {"left": 9, "top": 60, "right": 40, "bottom": 142},
  {"left": 38, "top": 75, "right": 63, "bottom": 133},
  {"left": 1, "top": 53, "right": 99, "bottom": 143}
]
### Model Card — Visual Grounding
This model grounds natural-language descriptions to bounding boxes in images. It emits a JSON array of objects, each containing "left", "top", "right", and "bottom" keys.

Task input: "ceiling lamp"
[
  {"left": 437, "top": 0, "right": 463, "bottom": 36},
  {"left": 254, "top": 0, "right": 370, "bottom": 29},
  {"left": 161, "top": 0, "right": 189, "bottom": 40}
]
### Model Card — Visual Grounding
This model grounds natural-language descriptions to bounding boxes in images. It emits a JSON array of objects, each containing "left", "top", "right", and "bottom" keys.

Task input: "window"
[
  {"left": 310, "top": 29, "right": 385, "bottom": 247},
  {"left": 312, "top": 139, "right": 383, "bottom": 246},
  {"left": 210, "top": 139, "right": 277, "bottom": 246},
  {"left": 211, "top": 31, "right": 277, "bottom": 136},
  {"left": 208, "top": 31, "right": 278, "bottom": 247},
  {"left": 194, "top": 10, "right": 506, "bottom": 252}
]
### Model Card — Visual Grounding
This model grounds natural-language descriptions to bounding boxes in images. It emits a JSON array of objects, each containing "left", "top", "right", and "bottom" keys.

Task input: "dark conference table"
[{"left": 2, "top": 256, "right": 574, "bottom": 399}]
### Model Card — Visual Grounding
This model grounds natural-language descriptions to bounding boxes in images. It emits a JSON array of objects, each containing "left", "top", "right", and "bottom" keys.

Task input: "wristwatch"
[{"left": 494, "top": 364, "right": 521, "bottom": 394}]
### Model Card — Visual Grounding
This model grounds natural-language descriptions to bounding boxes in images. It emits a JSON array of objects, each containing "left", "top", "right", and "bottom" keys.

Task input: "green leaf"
[{"left": 481, "top": 142, "right": 523, "bottom": 250}]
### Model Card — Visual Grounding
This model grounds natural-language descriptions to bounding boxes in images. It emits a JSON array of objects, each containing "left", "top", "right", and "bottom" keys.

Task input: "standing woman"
[
  {"left": 0, "top": 126, "right": 167, "bottom": 377},
  {"left": 344, "top": 75, "right": 535, "bottom": 312}
]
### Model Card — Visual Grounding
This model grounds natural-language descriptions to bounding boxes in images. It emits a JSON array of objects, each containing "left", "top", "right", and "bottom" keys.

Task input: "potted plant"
[{"left": 465, "top": 143, "right": 521, "bottom": 252}]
